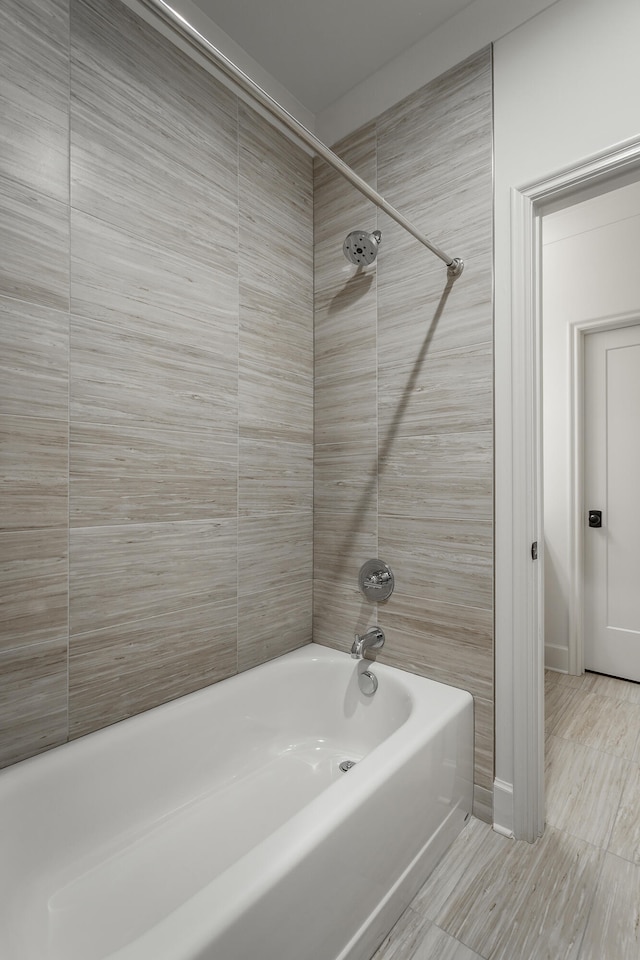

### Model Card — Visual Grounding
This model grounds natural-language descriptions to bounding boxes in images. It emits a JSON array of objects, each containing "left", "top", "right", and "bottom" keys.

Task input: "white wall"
[
  {"left": 542, "top": 181, "right": 640, "bottom": 673},
  {"left": 315, "top": 0, "right": 556, "bottom": 145},
  {"left": 494, "top": 0, "right": 640, "bottom": 831}
]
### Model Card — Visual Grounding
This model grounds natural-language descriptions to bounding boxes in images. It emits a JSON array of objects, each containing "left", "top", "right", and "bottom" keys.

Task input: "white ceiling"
[{"left": 190, "top": 0, "right": 479, "bottom": 113}]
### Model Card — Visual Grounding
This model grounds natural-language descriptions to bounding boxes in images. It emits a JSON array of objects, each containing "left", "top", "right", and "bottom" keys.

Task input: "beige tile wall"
[
  {"left": 0, "top": 0, "right": 313, "bottom": 766},
  {"left": 1, "top": 0, "right": 493, "bottom": 811},
  {"left": 313, "top": 49, "right": 494, "bottom": 819}
]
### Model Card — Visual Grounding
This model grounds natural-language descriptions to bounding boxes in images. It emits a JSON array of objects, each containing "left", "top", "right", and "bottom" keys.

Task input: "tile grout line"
[
  {"left": 431, "top": 921, "right": 490, "bottom": 960},
  {"left": 236, "top": 89, "right": 241, "bottom": 681},
  {"left": 66, "top": 0, "right": 72, "bottom": 746},
  {"left": 570, "top": 833, "right": 609, "bottom": 960},
  {"left": 546, "top": 728, "right": 637, "bottom": 763},
  {"left": 546, "top": 671, "right": 637, "bottom": 959},
  {"left": 602, "top": 757, "right": 635, "bottom": 858}
]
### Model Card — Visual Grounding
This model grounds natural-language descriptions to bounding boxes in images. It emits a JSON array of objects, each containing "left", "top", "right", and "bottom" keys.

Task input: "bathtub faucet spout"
[{"left": 351, "top": 627, "right": 385, "bottom": 660}]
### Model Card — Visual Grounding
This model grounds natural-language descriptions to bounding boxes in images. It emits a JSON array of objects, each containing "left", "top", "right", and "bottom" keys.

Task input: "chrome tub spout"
[{"left": 351, "top": 627, "right": 385, "bottom": 660}]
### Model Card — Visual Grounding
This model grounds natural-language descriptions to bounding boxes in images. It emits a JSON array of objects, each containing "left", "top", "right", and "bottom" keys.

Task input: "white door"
[{"left": 583, "top": 322, "right": 640, "bottom": 681}]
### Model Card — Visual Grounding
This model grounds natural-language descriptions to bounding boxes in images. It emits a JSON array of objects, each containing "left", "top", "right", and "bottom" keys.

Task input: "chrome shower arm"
[{"left": 135, "top": 0, "right": 464, "bottom": 279}]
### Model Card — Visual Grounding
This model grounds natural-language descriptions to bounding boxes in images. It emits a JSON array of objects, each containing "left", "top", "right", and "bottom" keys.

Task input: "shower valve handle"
[{"left": 363, "top": 571, "right": 391, "bottom": 589}]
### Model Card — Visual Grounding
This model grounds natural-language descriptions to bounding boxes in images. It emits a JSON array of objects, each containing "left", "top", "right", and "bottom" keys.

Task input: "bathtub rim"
[{"left": 0, "top": 642, "right": 474, "bottom": 960}]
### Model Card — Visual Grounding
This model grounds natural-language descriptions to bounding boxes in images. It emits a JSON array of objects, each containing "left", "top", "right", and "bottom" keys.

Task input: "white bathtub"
[{"left": 0, "top": 643, "right": 473, "bottom": 960}]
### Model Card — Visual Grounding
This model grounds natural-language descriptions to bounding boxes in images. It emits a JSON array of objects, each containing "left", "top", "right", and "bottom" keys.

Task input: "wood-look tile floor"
[{"left": 372, "top": 670, "right": 640, "bottom": 960}]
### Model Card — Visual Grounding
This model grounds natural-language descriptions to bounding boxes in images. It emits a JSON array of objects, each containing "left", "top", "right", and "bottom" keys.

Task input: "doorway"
[
  {"left": 583, "top": 323, "right": 640, "bottom": 681},
  {"left": 542, "top": 180, "right": 640, "bottom": 684},
  {"left": 496, "top": 136, "right": 640, "bottom": 842}
]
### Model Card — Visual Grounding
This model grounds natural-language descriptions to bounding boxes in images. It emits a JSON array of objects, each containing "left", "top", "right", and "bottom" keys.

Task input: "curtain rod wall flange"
[{"left": 136, "top": 0, "right": 464, "bottom": 279}]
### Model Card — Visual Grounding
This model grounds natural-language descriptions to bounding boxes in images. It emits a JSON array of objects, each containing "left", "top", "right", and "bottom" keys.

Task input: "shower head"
[{"left": 343, "top": 229, "right": 382, "bottom": 266}]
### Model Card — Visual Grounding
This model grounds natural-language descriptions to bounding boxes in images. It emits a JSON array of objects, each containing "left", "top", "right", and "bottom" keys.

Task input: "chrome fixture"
[
  {"left": 351, "top": 626, "right": 385, "bottom": 660},
  {"left": 339, "top": 759, "right": 357, "bottom": 772},
  {"left": 358, "top": 559, "right": 395, "bottom": 602},
  {"left": 138, "top": 0, "right": 464, "bottom": 279},
  {"left": 343, "top": 229, "right": 381, "bottom": 266},
  {"left": 359, "top": 670, "right": 379, "bottom": 696}
]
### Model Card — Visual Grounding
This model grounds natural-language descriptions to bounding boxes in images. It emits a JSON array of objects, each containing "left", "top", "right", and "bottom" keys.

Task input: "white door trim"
[
  {"left": 569, "top": 313, "right": 640, "bottom": 677},
  {"left": 496, "top": 134, "right": 640, "bottom": 841}
]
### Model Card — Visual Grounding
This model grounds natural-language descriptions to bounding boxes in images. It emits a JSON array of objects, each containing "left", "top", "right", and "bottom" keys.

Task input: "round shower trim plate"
[{"left": 358, "top": 558, "right": 395, "bottom": 602}]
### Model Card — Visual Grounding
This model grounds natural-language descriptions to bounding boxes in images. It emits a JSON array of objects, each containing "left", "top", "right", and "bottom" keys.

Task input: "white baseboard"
[
  {"left": 544, "top": 644, "right": 569, "bottom": 673},
  {"left": 492, "top": 778, "right": 514, "bottom": 838}
]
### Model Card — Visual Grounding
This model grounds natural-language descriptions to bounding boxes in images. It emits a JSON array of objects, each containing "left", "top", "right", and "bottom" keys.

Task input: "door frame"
[
  {"left": 569, "top": 313, "right": 640, "bottom": 677},
  {"left": 497, "top": 134, "right": 640, "bottom": 841}
]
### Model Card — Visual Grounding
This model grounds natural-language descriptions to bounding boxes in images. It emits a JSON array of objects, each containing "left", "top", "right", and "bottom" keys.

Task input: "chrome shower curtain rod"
[{"left": 138, "top": 0, "right": 464, "bottom": 278}]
